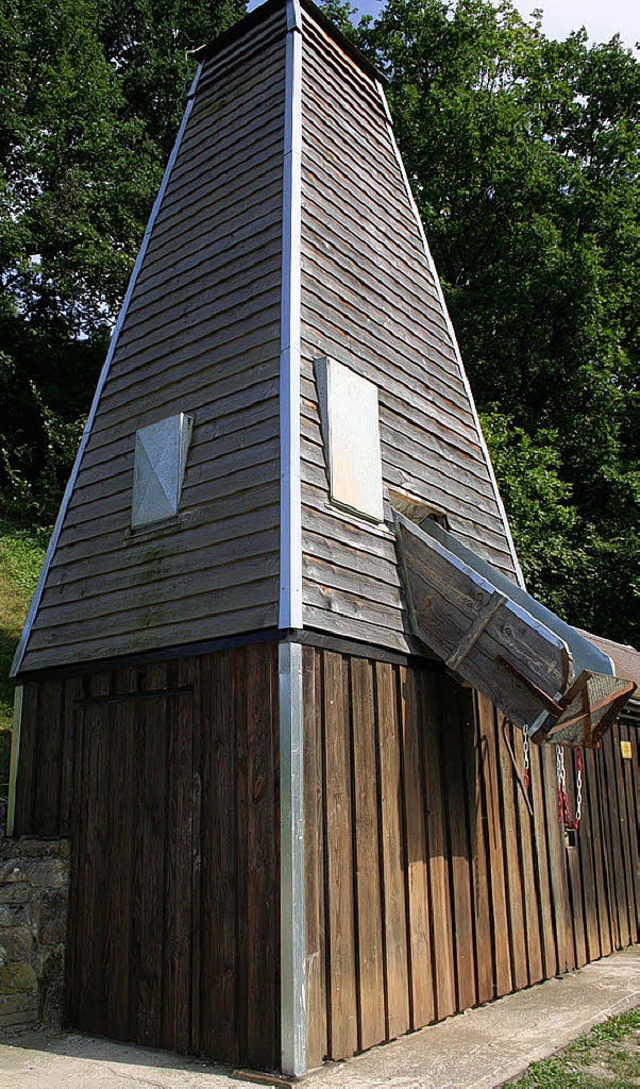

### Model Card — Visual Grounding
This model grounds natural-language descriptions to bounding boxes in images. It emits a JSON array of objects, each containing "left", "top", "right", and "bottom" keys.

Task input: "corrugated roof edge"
[
  {"left": 577, "top": 627, "right": 640, "bottom": 695},
  {"left": 190, "top": 0, "right": 386, "bottom": 85}
]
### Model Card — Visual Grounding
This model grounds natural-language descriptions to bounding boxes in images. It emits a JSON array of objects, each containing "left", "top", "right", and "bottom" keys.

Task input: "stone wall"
[{"left": 0, "top": 837, "right": 69, "bottom": 1034}]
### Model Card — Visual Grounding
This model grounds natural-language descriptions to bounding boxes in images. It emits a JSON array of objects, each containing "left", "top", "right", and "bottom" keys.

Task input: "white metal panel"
[
  {"left": 131, "top": 413, "right": 193, "bottom": 528},
  {"left": 317, "top": 356, "right": 384, "bottom": 523}
]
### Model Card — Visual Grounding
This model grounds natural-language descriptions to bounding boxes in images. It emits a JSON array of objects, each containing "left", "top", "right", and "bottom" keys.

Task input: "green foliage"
[
  {"left": 0, "top": 0, "right": 245, "bottom": 531},
  {"left": 323, "top": 0, "right": 640, "bottom": 643},
  {"left": 0, "top": 522, "right": 46, "bottom": 787},
  {"left": 508, "top": 1007, "right": 640, "bottom": 1087}
]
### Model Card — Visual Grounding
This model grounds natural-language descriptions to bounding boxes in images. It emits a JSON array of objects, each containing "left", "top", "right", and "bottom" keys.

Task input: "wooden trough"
[{"left": 394, "top": 512, "right": 636, "bottom": 747}]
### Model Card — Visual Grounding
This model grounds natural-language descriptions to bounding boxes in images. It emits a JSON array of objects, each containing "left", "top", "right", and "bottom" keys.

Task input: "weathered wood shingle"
[
  {"left": 19, "top": 8, "right": 287, "bottom": 672},
  {"left": 299, "top": 11, "right": 520, "bottom": 652}
]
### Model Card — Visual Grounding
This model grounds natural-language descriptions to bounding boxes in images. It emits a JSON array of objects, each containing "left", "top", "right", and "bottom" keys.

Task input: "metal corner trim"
[
  {"left": 279, "top": 11, "right": 303, "bottom": 630},
  {"left": 279, "top": 641, "right": 307, "bottom": 1076},
  {"left": 10, "top": 66, "right": 204, "bottom": 677},
  {"left": 376, "top": 83, "right": 526, "bottom": 590},
  {"left": 287, "top": 0, "right": 303, "bottom": 32}
]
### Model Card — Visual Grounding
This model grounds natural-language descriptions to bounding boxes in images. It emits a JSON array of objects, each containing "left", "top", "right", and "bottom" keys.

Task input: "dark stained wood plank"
[
  {"left": 420, "top": 671, "right": 456, "bottom": 1020},
  {"left": 32, "top": 679, "right": 64, "bottom": 835},
  {"left": 164, "top": 666, "right": 195, "bottom": 1053},
  {"left": 135, "top": 663, "right": 169, "bottom": 1048},
  {"left": 13, "top": 682, "right": 39, "bottom": 834},
  {"left": 564, "top": 750, "right": 587, "bottom": 968},
  {"left": 400, "top": 666, "right": 435, "bottom": 1030},
  {"left": 350, "top": 657, "right": 386, "bottom": 1051},
  {"left": 244, "top": 643, "right": 278, "bottom": 1070},
  {"left": 477, "top": 694, "right": 512, "bottom": 997},
  {"left": 81, "top": 672, "right": 112, "bottom": 1036},
  {"left": 618, "top": 722, "right": 639, "bottom": 943},
  {"left": 540, "top": 746, "right": 575, "bottom": 975},
  {"left": 495, "top": 714, "right": 528, "bottom": 993},
  {"left": 234, "top": 647, "right": 251, "bottom": 1065},
  {"left": 64, "top": 686, "right": 87, "bottom": 1029},
  {"left": 439, "top": 675, "right": 477, "bottom": 1011},
  {"left": 600, "top": 729, "right": 630, "bottom": 948},
  {"left": 510, "top": 726, "right": 544, "bottom": 985},
  {"left": 375, "top": 661, "right": 410, "bottom": 1040},
  {"left": 593, "top": 742, "right": 620, "bottom": 949},
  {"left": 610, "top": 725, "right": 637, "bottom": 945},
  {"left": 104, "top": 667, "right": 137, "bottom": 1041},
  {"left": 466, "top": 693, "right": 494, "bottom": 1004},
  {"left": 183, "top": 657, "right": 202, "bottom": 1055},
  {"left": 573, "top": 745, "right": 601, "bottom": 963},
  {"left": 323, "top": 651, "right": 358, "bottom": 1060},
  {"left": 60, "top": 676, "right": 83, "bottom": 835},
  {"left": 582, "top": 744, "right": 610, "bottom": 958},
  {"left": 303, "top": 647, "right": 328, "bottom": 1069},
  {"left": 200, "top": 650, "right": 238, "bottom": 1064}
]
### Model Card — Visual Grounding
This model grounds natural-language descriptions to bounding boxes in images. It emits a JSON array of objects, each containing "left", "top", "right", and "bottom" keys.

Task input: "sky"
[
  {"left": 247, "top": 0, "right": 638, "bottom": 49},
  {"left": 348, "top": 0, "right": 639, "bottom": 47}
]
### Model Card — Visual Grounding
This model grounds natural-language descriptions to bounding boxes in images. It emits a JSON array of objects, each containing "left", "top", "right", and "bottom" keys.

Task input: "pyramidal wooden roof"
[{"left": 13, "top": 0, "right": 523, "bottom": 676}]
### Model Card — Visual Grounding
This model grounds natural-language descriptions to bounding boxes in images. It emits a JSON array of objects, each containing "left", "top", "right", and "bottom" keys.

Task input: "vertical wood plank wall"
[
  {"left": 303, "top": 646, "right": 640, "bottom": 1068},
  {"left": 12, "top": 645, "right": 280, "bottom": 1071}
]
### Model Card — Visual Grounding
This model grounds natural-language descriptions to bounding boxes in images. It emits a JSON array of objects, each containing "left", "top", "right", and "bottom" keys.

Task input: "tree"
[
  {"left": 0, "top": 0, "right": 245, "bottom": 527},
  {"left": 324, "top": 0, "right": 640, "bottom": 643}
]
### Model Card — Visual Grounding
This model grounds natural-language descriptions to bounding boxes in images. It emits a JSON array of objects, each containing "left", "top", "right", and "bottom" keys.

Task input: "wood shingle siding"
[
  {"left": 299, "top": 13, "right": 519, "bottom": 653},
  {"left": 18, "top": 13, "right": 288, "bottom": 672}
]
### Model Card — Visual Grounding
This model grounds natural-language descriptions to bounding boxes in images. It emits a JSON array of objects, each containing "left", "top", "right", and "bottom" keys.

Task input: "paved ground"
[{"left": 0, "top": 946, "right": 638, "bottom": 1089}]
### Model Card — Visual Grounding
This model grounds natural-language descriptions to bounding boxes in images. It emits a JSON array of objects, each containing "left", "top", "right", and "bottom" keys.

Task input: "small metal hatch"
[{"left": 393, "top": 511, "right": 636, "bottom": 746}]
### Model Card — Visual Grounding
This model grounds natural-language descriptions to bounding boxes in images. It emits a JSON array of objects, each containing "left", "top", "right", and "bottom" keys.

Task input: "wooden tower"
[{"left": 8, "top": 0, "right": 638, "bottom": 1075}]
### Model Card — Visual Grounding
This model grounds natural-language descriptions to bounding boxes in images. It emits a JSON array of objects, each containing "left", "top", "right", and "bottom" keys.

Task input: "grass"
[
  {"left": 507, "top": 1008, "right": 640, "bottom": 1088},
  {"left": 0, "top": 522, "right": 46, "bottom": 789}
]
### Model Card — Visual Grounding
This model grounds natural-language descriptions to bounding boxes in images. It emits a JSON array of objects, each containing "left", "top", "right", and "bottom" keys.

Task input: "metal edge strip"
[
  {"left": 279, "top": 0, "right": 303, "bottom": 630},
  {"left": 6, "top": 685, "right": 24, "bottom": 836},
  {"left": 10, "top": 65, "right": 204, "bottom": 677},
  {"left": 376, "top": 82, "right": 526, "bottom": 590},
  {"left": 279, "top": 639, "right": 307, "bottom": 1076}
]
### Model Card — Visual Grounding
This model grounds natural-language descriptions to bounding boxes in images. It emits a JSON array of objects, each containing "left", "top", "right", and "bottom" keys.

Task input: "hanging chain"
[
  {"left": 575, "top": 748, "right": 583, "bottom": 827},
  {"left": 556, "top": 743, "right": 583, "bottom": 831},
  {"left": 522, "top": 731, "right": 530, "bottom": 791},
  {"left": 502, "top": 719, "right": 533, "bottom": 816},
  {"left": 556, "top": 744, "right": 566, "bottom": 824}
]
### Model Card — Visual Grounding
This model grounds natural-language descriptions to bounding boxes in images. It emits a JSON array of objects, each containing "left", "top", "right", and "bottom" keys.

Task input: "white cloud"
[{"left": 511, "top": 0, "right": 638, "bottom": 48}]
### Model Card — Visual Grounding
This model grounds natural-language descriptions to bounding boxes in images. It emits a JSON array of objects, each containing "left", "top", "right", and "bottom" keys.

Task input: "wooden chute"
[{"left": 394, "top": 512, "right": 636, "bottom": 747}]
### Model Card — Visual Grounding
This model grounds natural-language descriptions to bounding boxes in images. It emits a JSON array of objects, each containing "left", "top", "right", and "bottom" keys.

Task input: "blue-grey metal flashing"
[
  {"left": 279, "top": 639, "right": 307, "bottom": 1076},
  {"left": 6, "top": 685, "right": 24, "bottom": 836},
  {"left": 376, "top": 82, "right": 526, "bottom": 590},
  {"left": 10, "top": 65, "right": 204, "bottom": 678},
  {"left": 279, "top": 0, "right": 303, "bottom": 630}
]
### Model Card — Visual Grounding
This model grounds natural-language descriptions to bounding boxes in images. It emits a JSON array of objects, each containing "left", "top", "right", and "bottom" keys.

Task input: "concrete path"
[{"left": 0, "top": 946, "right": 638, "bottom": 1089}]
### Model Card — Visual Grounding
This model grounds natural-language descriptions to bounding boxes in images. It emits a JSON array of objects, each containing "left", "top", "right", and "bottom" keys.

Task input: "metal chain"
[
  {"left": 522, "top": 731, "right": 530, "bottom": 790},
  {"left": 575, "top": 749, "right": 583, "bottom": 827},
  {"left": 556, "top": 744, "right": 566, "bottom": 824},
  {"left": 556, "top": 743, "right": 583, "bottom": 831}
]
